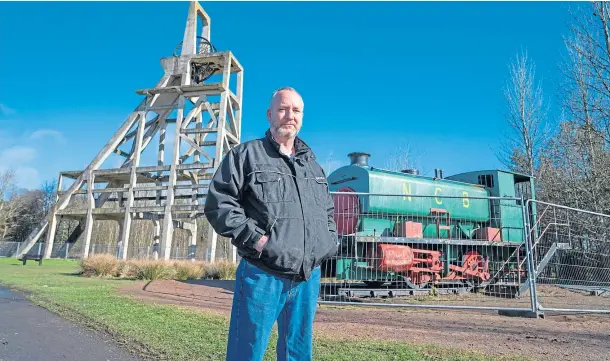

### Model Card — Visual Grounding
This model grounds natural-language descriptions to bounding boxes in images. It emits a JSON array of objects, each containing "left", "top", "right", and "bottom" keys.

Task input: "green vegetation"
[{"left": 0, "top": 258, "right": 527, "bottom": 361}]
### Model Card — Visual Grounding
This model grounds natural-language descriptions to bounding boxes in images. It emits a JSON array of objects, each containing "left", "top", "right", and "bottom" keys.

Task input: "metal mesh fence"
[
  {"left": 319, "top": 192, "right": 535, "bottom": 311},
  {"left": 88, "top": 244, "right": 215, "bottom": 261},
  {"left": 4, "top": 193, "right": 610, "bottom": 316},
  {"left": 0, "top": 241, "right": 24, "bottom": 258},
  {"left": 0, "top": 242, "right": 48, "bottom": 258},
  {"left": 526, "top": 200, "right": 610, "bottom": 313},
  {"left": 0, "top": 241, "right": 218, "bottom": 262}
]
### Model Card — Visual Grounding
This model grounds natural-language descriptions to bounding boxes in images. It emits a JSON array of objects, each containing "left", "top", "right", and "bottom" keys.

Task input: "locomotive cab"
[
  {"left": 445, "top": 170, "right": 536, "bottom": 243},
  {"left": 445, "top": 169, "right": 536, "bottom": 203}
]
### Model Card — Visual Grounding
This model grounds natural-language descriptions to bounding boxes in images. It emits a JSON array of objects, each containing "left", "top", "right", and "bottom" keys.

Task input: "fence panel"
[
  {"left": 6, "top": 194, "right": 610, "bottom": 317},
  {"left": 0, "top": 241, "right": 217, "bottom": 262},
  {"left": 86, "top": 244, "right": 216, "bottom": 261},
  {"left": 0, "top": 241, "right": 46, "bottom": 258},
  {"left": 320, "top": 192, "right": 535, "bottom": 313},
  {"left": 526, "top": 200, "right": 610, "bottom": 313},
  {"left": 0, "top": 241, "right": 21, "bottom": 258}
]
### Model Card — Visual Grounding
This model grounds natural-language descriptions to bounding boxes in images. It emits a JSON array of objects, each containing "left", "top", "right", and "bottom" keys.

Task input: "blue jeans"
[{"left": 226, "top": 258, "right": 321, "bottom": 361}]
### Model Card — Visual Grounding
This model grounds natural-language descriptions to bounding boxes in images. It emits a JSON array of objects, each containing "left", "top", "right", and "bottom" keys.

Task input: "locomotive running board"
[
  {"left": 355, "top": 236, "right": 518, "bottom": 247},
  {"left": 517, "top": 242, "right": 572, "bottom": 296},
  {"left": 334, "top": 286, "right": 472, "bottom": 298}
]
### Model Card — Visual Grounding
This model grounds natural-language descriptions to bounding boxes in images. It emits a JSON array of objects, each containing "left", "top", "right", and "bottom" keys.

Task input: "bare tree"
[
  {"left": 0, "top": 170, "right": 16, "bottom": 240},
  {"left": 0, "top": 169, "right": 15, "bottom": 201},
  {"left": 561, "top": 17, "right": 601, "bottom": 175},
  {"left": 548, "top": 1, "right": 610, "bottom": 214},
  {"left": 40, "top": 180, "right": 57, "bottom": 216},
  {"left": 498, "top": 49, "right": 549, "bottom": 178},
  {"left": 323, "top": 150, "right": 336, "bottom": 175},
  {"left": 574, "top": 2, "right": 610, "bottom": 143},
  {"left": 384, "top": 143, "right": 424, "bottom": 174},
  {"left": 509, "top": 1, "right": 610, "bottom": 221}
]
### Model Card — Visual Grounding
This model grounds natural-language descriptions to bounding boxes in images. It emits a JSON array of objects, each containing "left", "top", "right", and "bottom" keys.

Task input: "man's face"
[{"left": 267, "top": 90, "right": 304, "bottom": 138}]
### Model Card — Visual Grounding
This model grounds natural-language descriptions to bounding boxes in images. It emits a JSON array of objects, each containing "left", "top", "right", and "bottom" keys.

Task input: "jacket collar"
[{"left": 265, "top": 129, "right": 314, "bottom": 161}]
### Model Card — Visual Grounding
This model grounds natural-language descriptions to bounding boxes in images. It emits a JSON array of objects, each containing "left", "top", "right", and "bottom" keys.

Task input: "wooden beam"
[
  {"left": 160, "top": 94, "right": 185, "bottom": 260},
  {"left": 235, "top": 67, "right": 243, "bottom": 139},
  {"left": 82, "top": 170, "right": 95, "bottom": 258},
  {"left": 179, "top": 134, "right": 213, "bottom": 161},
  {"left": 181, "top": 127, "right": 218, "bottom": 135},
  {"left": 120, "top": 112, "right": 146, "bottom": 260},
  {"left": 135, "top": 84, "right": 225, "bottom": 96}
]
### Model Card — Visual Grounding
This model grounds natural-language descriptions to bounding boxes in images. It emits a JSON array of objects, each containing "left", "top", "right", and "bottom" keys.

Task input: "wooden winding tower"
[{"left": 15, "top": 1, "right": 242, "bottom": 262}]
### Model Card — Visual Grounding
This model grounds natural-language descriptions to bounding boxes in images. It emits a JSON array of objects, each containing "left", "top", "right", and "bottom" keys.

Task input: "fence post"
[{"left": 522, "top": 198, "right": 540, "bottom": 315}]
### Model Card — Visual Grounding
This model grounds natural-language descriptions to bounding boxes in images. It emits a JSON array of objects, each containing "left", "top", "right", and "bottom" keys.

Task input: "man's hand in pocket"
[{"left": 255, "top": 235, "right": 269, "bottom": 252}]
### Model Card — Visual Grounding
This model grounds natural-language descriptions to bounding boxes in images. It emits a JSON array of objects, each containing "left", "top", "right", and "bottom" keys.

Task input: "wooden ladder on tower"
[{"left": 430, "top": 208, "right": 451, "bottom": 239}]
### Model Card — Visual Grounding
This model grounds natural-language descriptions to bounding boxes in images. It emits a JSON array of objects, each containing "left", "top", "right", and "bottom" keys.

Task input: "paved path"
[{"left": 0, "top": 286, "right": 141, "bottom": 361}]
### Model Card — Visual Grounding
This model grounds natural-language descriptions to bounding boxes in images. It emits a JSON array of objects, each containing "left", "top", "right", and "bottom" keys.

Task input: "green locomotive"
[{"left": 326, "top": 152, "right": 536, "bottom": 290}]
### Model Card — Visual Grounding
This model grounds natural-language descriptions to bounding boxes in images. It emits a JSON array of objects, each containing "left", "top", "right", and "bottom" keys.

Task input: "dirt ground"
[{"left": 119, "top": 280, "right": 610, "bottom": 361}]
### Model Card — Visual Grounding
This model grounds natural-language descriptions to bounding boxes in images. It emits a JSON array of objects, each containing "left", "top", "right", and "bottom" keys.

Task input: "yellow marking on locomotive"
[
  {"left": 402, "top": 183, "right": 412, "bottom": 201},
  {"left": 462, "top": 191, "right": 470, "bottom": 208},
  {"left": 434, "top": 187, "right": 443, "bottom": 204}
]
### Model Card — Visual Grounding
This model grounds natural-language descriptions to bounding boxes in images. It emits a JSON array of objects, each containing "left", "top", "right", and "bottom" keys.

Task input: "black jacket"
[{"left": 203, "top": 129, "right": 338, "bottom": 281}]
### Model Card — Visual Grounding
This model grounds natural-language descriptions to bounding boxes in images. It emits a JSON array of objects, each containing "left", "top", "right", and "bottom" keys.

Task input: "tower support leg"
[{"left": 82, "top": 170, "right": 95, "bottom": 258}]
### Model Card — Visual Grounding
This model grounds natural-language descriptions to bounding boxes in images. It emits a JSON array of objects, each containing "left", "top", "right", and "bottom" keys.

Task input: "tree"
[
  {"left": 384, "top": 143, "right": 424, "bottom": 174},
  {"left": 498, "top": 49, "right": 549, "bottom": 179},
  {"left": 0, "top": 170, "right": 17, "bottom": 240},
  {"left": 568, "top": 2, "right": 610, "bottom": 144},
  {"left": 323, "top": 151, "right": 336, "bottom": 175},
  {"left": 544, "top": 1, "right": 610, "bottom": 214}
]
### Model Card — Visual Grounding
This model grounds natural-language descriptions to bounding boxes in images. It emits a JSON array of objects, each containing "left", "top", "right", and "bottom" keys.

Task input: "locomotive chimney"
[
  {"left": 439, "top": 169, "right": 444, "bottom": 179},
  {"left": 348, "top": 152, "right": 371, "bottom": 167},
  {"left": 434, "top": 168, "right": 439, "bottom": 178}
]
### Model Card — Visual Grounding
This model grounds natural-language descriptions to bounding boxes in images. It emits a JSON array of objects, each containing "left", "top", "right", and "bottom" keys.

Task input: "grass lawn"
[{"left": 0, "top": 258, "right": 527, "bottom": 361}]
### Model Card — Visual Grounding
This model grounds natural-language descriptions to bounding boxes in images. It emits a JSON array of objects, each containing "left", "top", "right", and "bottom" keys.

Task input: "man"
[{"left": 204, "top": 87, "right": 338, "bottom": 361}]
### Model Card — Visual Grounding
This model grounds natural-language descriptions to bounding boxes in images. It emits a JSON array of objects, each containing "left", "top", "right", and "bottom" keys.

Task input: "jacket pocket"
[
  {"left": 311, "top": 177, "right": 329, "bottom": 207},
  {"left": 313, "top": 220, "right": 339, "bottom": 267},
  {"left": 254, "top": 172, "right": 285, "bottom": 203},
  {"left": 260, "top": 218, "right": 303, "bottom": 275}
]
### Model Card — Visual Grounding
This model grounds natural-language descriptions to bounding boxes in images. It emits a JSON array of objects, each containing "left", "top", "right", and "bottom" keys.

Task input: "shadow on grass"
[
  {"left": 181, "top": 279, "right": 234, "bottom": 293},
  {"left": 137, "top": 279, "right": 235, "bottom": 300}
]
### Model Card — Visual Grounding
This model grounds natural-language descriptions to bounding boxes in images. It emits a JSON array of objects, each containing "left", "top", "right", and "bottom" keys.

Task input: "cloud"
[
  {"left": 0, "top": 146, "right": 37, "bottom": 166},
  {"left": 0, "top": 164, "right": 40, "bottom": 191},
  {"left": 13, "top": 167, "right": 40, "bottom": 190},
  {"left": 0, "top": 146, "right": 41, "bottom": 190},
  {"left": 0, "top": 113, "right": 103, "bottom": 190},
  {"left": 0, "top": 130, "right": 10, "bottom": 147},
  {"left": 29, "top": 129, "right": 66, "bottom": 144},
  {"left": 0, "top": 104, "right": 16, "bottom": 116}
]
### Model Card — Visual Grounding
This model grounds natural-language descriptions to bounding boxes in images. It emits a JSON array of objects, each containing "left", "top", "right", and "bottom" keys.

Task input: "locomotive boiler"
[{"left": 325, "top": 152, "right": 536, "bottom": 290}]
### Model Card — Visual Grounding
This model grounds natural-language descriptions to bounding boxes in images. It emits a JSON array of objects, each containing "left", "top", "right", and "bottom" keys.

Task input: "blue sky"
[{"left": 0, "top": 1, "right": 576, "bottom": 190}]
